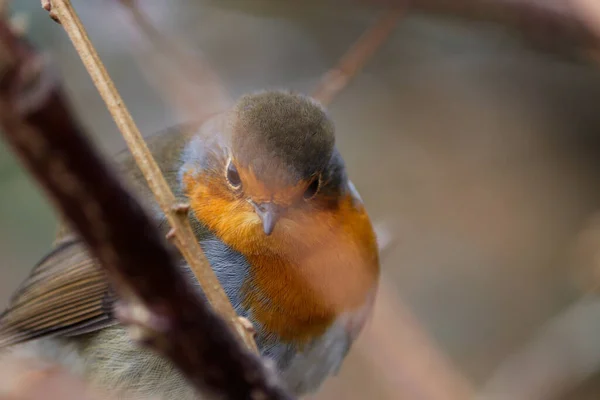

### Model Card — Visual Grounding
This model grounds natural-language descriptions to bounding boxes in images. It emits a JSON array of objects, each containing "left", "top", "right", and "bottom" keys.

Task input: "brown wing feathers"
[
  {"left": 0, "top": 127, "right": 194, "bottom": 348},
  {"left": 0, "top": 240, "right": 117, "bottom": 347}
]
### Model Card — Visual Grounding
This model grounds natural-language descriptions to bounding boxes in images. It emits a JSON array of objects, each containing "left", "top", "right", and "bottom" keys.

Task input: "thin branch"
[
  {"left": 312, "top": 10, "right": 403, "bottom": 106},
  {"left": 0, "top": 18, "right": 290, "bottom": 399},
  {"left": 42, "top": 0, "right": 257, "bottom": 351}
]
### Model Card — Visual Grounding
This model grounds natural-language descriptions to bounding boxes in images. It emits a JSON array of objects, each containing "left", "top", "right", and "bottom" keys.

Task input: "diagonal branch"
[
  {"left": 0, "top": 17, "right": 289, "bottom": 400},
  {"left": 41, "top": 0, "right": 257, "bottom": 352},
  {"left": 312, "top": 9, "right": 403, "bottom": 106}
]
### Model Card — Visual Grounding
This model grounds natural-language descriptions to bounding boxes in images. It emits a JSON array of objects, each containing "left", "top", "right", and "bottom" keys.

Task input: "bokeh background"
[{"left": 3, "top": 1, "right": 600, "bottom": 398}]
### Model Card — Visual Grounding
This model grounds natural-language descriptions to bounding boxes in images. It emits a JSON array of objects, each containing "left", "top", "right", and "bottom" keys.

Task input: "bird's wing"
[
  {"left": 55, "top": 123, "right": 213, "bottom": 243},
  {"left": 1, "top": 123, "right": 220, "bottom": 348},
  {"left": 0, "top": 239, "right": 117, "bottom": 348},
  {"left": 55, "top": 124, "right": 199, "bottom": 243}
]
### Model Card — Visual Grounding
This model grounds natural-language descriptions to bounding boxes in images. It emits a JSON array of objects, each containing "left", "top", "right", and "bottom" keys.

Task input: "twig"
[
  {"left": 0, "top": 18, "right": 289, "bottom": 399},
  {"left": 42, "top": 0, "right": 257, "bottom": 351},
  {"left": 312, "top": 10, "right": 402, "bottom": 106}
]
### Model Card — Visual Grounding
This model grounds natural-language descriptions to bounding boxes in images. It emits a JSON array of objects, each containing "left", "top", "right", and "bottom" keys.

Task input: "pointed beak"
[{"left": 253, "top": 202, "right": 280, "bottom": 236}]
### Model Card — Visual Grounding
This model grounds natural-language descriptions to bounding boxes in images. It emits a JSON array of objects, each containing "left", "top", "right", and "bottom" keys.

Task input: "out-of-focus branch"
[
  {"left": 0, "top": 14, "right": 290, "bottom": 400},
  {"left": 221, "top": 0, "right": 599, "bottom": 50},
  {"left": 572, "top": 0, "right": 600, "bottom": 40},
  {"left": 573, "top": 0, "right": 600, "bottom": 64},
  {"left": 357, "top": 281, "right": 474, "bottom": 400},
  {"left": 118, "top": 0, "right": 231, "bottom": 123},
  {"left": 362, "top": 0, "right": 599, "bottom": 48},
  {"left": 312, "top": 10, "right": 402, "bottom": 106},
  {"left": 476, "top": 296, "right": 600, "bottom": 400},
  {"left": 42, "top": 0, "right": 257, "bottom": 351}
]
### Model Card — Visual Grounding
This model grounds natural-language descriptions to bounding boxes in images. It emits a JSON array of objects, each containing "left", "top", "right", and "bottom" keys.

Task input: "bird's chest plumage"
[
  {"left": 191, "top": 195, "right": 378, "bottom": 339},
  {"left": 187, "top": 192, "right": 379, "bottom": 396},
  {"left": 198, "top": 230, "right": 351, "bottom": 344},
  {"left": 194, "top": 234, "right": 355, "bottom": 396}
]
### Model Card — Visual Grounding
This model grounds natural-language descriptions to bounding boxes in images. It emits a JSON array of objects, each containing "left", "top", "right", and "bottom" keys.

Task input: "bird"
[{"left": 0, "top": 90, "right": 380, "bottom": 399}]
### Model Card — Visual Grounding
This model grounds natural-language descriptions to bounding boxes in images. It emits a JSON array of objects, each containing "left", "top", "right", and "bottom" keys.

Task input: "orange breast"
[{"left": 184, "top": 173, "right": 380, "bottom": 344}]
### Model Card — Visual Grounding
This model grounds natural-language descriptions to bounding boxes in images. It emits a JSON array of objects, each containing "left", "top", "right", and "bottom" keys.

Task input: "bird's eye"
[
  {"left": 304, "top": 176, "right": 320, "bottom": 200},
  {"left": 226, "top": 160, "right": 242, "bottom": 189}
]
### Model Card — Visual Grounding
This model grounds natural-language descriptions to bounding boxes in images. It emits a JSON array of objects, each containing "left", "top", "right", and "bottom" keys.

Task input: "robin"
[{"left": 0, "top": 90, "right": 380, "bottom": 399}]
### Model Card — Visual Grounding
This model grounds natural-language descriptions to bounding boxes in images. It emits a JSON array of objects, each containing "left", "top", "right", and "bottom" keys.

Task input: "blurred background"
[{"left": 3, "top": 1, "right": 600, "bottom": 399}]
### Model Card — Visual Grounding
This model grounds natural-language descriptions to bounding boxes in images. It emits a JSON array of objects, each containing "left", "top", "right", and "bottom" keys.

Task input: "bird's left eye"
[
  {"left": 304, "top": 176, "right": 320, "bottom": 200},
  {"left": 226, "top": 160, "right": 242, "bottom": 189}
]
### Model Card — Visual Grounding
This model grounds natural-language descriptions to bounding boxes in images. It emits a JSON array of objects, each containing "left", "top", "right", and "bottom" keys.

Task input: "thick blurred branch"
[
  {"left": 221, "top": 0, "right": 598, "bottom": 51},
  {"left": 0, "top": 12, "right": 289, "bottom": 400},
  {"left": 573, "top": 0, "right": 600, "bottom": 40},
  {"left": 355, "top": 0, "right": 599, "bottom": 48},
  {"left": 42, "top": 0, "right": 257, "bottom": 351}
]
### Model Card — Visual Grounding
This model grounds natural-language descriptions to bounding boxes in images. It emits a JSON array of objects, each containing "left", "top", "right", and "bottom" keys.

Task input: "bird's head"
[
  {"left": 182, "top": 90, "right": 344, "bottom": 245},
  {"left": 225, "top": 90, "right": 337, "bottom": 235},
  {"left": 181, "top": 91, "right": 379, "bottom": 331}
]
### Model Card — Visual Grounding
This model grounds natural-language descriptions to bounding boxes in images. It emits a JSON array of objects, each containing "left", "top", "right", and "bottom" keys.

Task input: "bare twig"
[
  {"left": 312, "top": 10, "right": 402, "bottom": 106},
  {"left": 0, "top": 18, "right": 289, "bottom": 399},
  {"left": 42, "top": 0, "right": 257, "bottom": 351}
]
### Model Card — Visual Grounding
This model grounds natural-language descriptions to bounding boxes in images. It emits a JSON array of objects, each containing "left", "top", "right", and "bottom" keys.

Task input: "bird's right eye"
[{"left": 226, "top": 160, "right": 242, "bottom": 189}]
